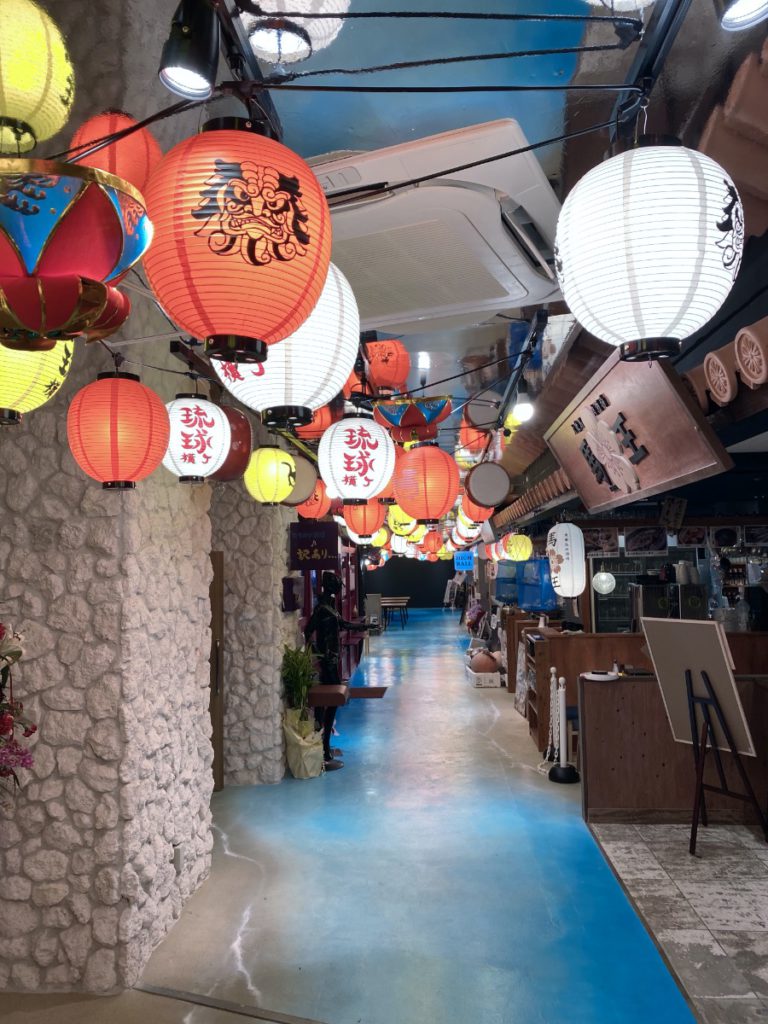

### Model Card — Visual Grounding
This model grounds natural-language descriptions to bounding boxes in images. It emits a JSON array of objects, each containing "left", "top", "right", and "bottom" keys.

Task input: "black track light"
[{"left": 159, "top": 0, "right": 220, "bottom": 101}]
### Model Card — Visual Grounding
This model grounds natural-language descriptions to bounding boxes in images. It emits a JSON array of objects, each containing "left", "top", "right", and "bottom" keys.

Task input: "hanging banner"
[
  {"left": 289, "top": 521, "right": 339, "bottom": 571},
  {"left": 454, "top": 550, "right": 475, "bottom": 571},
  {"left": 544, "top": 352, "right": 732, "bottom": 513}
]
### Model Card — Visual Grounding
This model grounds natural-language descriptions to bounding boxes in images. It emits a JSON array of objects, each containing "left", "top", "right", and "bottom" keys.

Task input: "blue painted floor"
[{"left": 145, "top": 609, "right": 696, "bottom": 1024}]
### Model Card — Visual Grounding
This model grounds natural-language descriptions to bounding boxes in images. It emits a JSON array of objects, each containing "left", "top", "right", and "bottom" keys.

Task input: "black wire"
[
  {"left": 234, "top": 7, "right": 642, "bottom": 29},
  {"left": 258, "top": 82, "right": 640, "bottom": 94},
  {"left": 267, "top": 42, "right": 638, "bottom": 83}
]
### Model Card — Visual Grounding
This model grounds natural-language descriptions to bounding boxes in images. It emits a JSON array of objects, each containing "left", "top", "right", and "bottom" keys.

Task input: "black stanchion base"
[{"left": 548, "top": 763, "right": 580, "bottom": 784}]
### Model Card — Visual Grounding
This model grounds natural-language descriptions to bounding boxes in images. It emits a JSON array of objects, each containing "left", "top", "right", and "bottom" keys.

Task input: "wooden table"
[{"left": 381, "top": 597, "right": 410, "bottom": 630}]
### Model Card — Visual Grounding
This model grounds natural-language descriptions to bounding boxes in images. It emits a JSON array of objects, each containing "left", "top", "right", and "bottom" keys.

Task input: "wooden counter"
[{"left": 579, "top": 633, "right": 768, "bottom": 823}]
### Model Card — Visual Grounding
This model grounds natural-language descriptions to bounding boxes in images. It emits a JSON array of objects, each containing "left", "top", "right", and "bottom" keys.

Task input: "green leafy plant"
[{"left": 281, "top": 644, "right": 316, "bottom": 720}]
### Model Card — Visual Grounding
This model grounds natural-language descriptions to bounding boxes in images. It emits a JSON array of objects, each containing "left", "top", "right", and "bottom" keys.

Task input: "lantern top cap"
[
  {"left": 0, "top": 159, "right": 147, "bottom": 208},
  {"left": 96, "top": 371, "right": 141, "bottom": 384},
  {"left": 173, "top": 392, "right": 212, "bottom": 401},
  {"left": 201, "top": 116, "right": 273, "bottom": 138},
  {"left": 607, "top": 134, "right": 683, "bottom": 158}
]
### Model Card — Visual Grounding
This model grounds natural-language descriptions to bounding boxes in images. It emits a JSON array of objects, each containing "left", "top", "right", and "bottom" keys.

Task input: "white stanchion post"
[{"left": 548, "top": 675, "right": 580, "bottom": 784}]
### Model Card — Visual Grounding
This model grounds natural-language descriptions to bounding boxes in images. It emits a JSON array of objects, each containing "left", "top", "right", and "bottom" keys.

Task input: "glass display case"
[{"left": 589, "top": 550, "right": 701, "bottom": 632}]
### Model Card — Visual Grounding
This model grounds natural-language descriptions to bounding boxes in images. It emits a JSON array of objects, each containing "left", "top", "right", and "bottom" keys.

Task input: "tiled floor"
[{"left": 593, "top": 823, "right": 768, "bottom": 1024}]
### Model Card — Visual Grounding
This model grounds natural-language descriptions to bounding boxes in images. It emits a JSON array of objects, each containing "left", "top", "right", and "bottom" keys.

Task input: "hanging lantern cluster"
[
  {"left": 555, "top": 141, "right": 744, "bottom": 361},
  {"left": 0, "top": 0, "right": 74, "bottom": 154},
  {"left": 143, "top": 121, "right": 332, "bottom": 364},
  {"left": 67, "top": 374, "right": 170, "bottom": 489},
  {"left": 318, "top": 414, "right": 395, "bottom": 505},
  {"left": 393, "top": 444, "right": 459, "bottom": 525},
  {"left": 211, "top": 263, "right": 359, "bottom": 426}
]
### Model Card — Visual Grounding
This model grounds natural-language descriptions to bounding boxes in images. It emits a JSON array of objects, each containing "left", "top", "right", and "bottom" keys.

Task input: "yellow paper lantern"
[
  {"left": 387, "top": 504, "right": 418, "bottom": 537},
  {"left": 0, "top": 0, "right": 75, "bottom": 153},
  {"left": 502, "top": 533, "right": 533, "bottom": 562},
  {"left": 0, "top": 341, "right": 74, "bottom": 423},
  {"left": 244, "top": 447, "right": 296, "bottom": 505},
  {"left": 409, "top": 523, "right": 427, "bottom": 544},
  {"left": 371, "top": 526, "right": 390, "bottom": 548}
]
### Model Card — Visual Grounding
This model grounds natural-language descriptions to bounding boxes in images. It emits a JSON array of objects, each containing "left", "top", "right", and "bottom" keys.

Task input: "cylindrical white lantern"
[
  {"left": 391, "top": 533, "right": 408, "bottom": 555},
  {"left": 318, "top": 414, "right": 395, "bottom": 505},
  {"left": 240, "top": 0, "right": 349, "bottom": 64},
  {"left": 592, "top": 570, "right": 617, "bottom": 595},
  {"left": 546, "top": 523, "right": 587, "bottom": 598},
  {"left": 555, "top": 142, "right": 744, "bottom": 361},
  {"left": 163, "top": 394, "right": 232, "bottom": 482},
  {"left": 211, "top": 263, "right": 359, "bottom": 428}
]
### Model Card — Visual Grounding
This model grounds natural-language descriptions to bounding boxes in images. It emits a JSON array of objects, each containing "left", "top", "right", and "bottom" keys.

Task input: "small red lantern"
[
  {"left": 461, "top": 492, "right": 494, "bottom": 524},
  {"left": 393, "top": 444, "right": 460, "bottom": 524},
  {"left": 143, "top": 122, "right": 332, "bottom": 363},
  {"left": 374, "top": 396, "right": 451, "bottom": 444},
  {"left": 297, "top": 478, "right": 332, "bottom": 520},
  {"left": 343, "top": 500, "right": 385, "bottom": 540},
  {"left": 70, "top": 111, "right": 163, "bottom": 192},
  {"left": 459, "top": 415, "right": 487, "bottom": 454},
  {"left": 366, "top": 338, "right": 410, "bottom": 392},
  {"left": 211, "top": 406, "right": 253, "bottom": 481},
  {"left": 421, "top": 529, "right": 443, "bottom": 555},
  {"left": 295, "top": 402, "right": 341, "bottom": 440},
  {"left": 67, "top": 373, "right": 170, "bottom": 489}
]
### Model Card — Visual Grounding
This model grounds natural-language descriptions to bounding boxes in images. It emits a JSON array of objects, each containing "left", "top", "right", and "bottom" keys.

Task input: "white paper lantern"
[
  {"left": 240, "top": 0, "right": 349, "bottom": 64},
  {"left": 592, "top": 570, "right": 617, "bottom": 595},
  {"left": 163, "top": 394, "right": 231, "bottom": 481},
  {"left": 546, "top": 523, "right": 586, "bottom": 598},
  {"left": 318, "top": 414, "right": 395, "bottom": 505},
  {"left": 211, "top": 264, "right": 359, "bottom": 428},
  {"left": 391, "top": 533, "right": 408, "bottom": 555},
  {"left": 555, "top": 143, "right": 744, "bottom": 361}
]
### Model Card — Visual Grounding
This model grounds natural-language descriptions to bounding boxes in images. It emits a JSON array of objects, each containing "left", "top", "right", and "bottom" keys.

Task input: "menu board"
[
  {"left": 624, "top": 526, "right": 668, "bottom": 557},
  {"left": 582, "top": 527, "right": 620, "bottom": 556}
]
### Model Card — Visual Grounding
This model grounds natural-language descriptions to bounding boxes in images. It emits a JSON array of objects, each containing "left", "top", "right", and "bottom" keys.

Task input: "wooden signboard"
[
  {"left": 289, "top": 521, "right": 339, "bottom": 571},
  {"left": 544, "top": 352, "right": 733, "bottom": 514}
]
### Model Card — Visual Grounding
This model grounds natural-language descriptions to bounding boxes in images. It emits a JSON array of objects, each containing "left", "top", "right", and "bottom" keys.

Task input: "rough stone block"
[
  {"left": 32, "top": 882, "right": 69, "bottom": 907},
  {"left": 0, "top": 875, "right": 32, "bottom": 901},
  {"left": 23, "top": 848, "right": 69, "bottom": 882}
]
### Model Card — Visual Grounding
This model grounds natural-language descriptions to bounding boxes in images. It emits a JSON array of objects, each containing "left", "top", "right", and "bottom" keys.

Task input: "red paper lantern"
[
  {"left": 393, "top": 445, "right": 460, "bottom": 524},
  {"left": 211, "top": 406, "right": 253, "bottom": 481},
  {"left": 70, "top": 111, "right": 163, "bottom": 192},
  {"left": 143, "top": 124, "right": 332, "bottom": 363},
  {"left": 366, "top": 338, "right": 410, "bottom": 391},
  {"left": 461, "top": 491, "right": 494, "bottom": 524},
  {"left": 459, "top": 415, "right": 487, "bottom": 454},
  {"left": 67, "top": 373, "right": 170, "bottom": 488},
  {"left": 421, "top": 529, "right": 443, "bottom": 555},
  {"left": 297, "top": 478, "right": 332, "bottom": 519},
  {"left": 343, "top": 500, "right": 385, "bottom": 539},
  {"left": 295, "top": 402, "right": 341, "bottom": 440}
]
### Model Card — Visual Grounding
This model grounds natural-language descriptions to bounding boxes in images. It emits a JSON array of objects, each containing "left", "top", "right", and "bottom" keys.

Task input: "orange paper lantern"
[
  {"left": 67, "top": 373, "right": 170, "bottom": 488},
  {"left": 70, "top": 111, "right": 163, "bottom": 192},
  {"left": 459, "top": 415, "right": 487, "bottom": 454},
  {"left": 393, "top": 444, "right": 459, "bottom": 524},
  {"left": 295, "top": 402, "right": 341, "bottom": 440},
  {"left": 366, "top": 338, "right": 410, "bottom": 391},
  {"left": 296, "top": 478, "right": 332, "bottom": 519},
  {"left": 461, "top": 492, "right": 494, "bottom": 524},
  {"left": 421, "top": 529, "right": 443, "bottom": 555},
  {"left": 143, "top": 123, "right": 332, "bottom": 363},
  {"left": 343, "top": 500, "right": 385, "bottom": 539}
]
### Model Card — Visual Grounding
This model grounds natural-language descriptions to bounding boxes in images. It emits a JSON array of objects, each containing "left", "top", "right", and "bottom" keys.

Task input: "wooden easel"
[{"left": 686, "top": 669, "right": 768, "bottom": 856}]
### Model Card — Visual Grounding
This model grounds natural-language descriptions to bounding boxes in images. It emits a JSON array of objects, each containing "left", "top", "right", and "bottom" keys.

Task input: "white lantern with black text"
[
  {"left": 163, "top": 394, "right": 231, "bottom": 482},
  {"left": 211, "top": 263, "right": 359, "bottom": 428},
  {"left": 318, "top": 415, "right": 395, "bottom": 505},
  {"left": 555, "top": 142, "right": 744, "bottom": 361},
  {"left": 546, "top": 523, "right": 586, "bottom": 597}
]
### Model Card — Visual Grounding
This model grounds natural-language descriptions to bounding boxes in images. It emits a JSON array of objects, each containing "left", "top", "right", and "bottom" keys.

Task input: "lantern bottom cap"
[
  {"left": 417, "top": 519, "right": 440, "bottom": 526},
  {"left": 342, "top": 499, "right": 367, "bottom": 506},
  {"left": 102, "top": 481, "right": 137, "bottom": 490},
  {"left": 619, "top": 338, "right": 680, "bottom": 362},
  {"left": 263, "top": 405, "right": 313, "bottom": 428},
  {"left": 0, "top": 409, "right": 21, "bottom": 425},
  {"left": 206, "top": 335, "right": 267, "bottom": 364},
  {"left": 179, "top": 476, "right": 205, "bottom": 484},
  {"left": 378, "top": 497, "right": 396, "bottom": 505}
]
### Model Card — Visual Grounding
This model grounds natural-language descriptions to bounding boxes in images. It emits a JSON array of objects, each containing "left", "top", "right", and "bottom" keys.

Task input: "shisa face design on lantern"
[
  {"left": 716, "top": 181, "right": 744, "bottom": 276},
  {"left": 191, "top": 159, "right": 310, "bottom": 267}
]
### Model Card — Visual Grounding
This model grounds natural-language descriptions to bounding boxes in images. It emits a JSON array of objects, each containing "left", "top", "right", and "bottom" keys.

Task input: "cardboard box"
[{"left": 466, "top": 666, "right": 502, "bottom": 688}]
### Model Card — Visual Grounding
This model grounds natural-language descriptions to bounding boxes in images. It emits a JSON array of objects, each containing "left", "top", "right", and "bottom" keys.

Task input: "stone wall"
[{"left": 211, "top": 427, "right": 300, "bottom": 787}]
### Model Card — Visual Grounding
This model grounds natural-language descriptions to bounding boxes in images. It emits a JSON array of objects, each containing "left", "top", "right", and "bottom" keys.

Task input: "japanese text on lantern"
[
  {"left": 180, "top": 404, "right": 216, "bottom": 466},
  {"left": 341, "top": 425, "right": 378, "bottom": 488}
]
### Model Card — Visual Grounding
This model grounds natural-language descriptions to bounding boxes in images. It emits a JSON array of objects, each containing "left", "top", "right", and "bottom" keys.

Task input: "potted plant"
[{"left": 281, "top": 644, "right": 324, "bottom": 779}]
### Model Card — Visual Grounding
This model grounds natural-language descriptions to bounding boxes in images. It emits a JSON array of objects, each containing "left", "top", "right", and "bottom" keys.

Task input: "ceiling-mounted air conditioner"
[{"left": 310, "top": 120, "right": 562, "bottom": 335}]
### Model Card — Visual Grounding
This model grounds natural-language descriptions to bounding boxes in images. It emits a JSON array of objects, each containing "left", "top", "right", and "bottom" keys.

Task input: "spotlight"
[
  {"left": 512, "top": 379, "right": 534, "bottom": 423},
  {"left": 159, "top": 0, "right": 220, "bottom": 100},
  {"left": 722, "top": 0, "right": 768, "bottom": 30}
]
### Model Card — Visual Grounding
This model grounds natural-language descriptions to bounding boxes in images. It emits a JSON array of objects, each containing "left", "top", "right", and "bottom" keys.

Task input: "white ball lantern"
[
  {"left": 555, "top": 142, "right": 744, "bottom": 361},
  {"left": 592, "top": 570, "right": 617, "bottom": 595},
  {"left": 318, "top": 414, "right": 395, "bottom": 506},
  {"left": 546, "top": 523, "right": 587, "bottom": 598},
  {"left": 163, "top": 394, "right": 232, "bottom": 482},
  {"left": 240, "top": 0, "right": 349, "bottom": 64},
  {"left": 211, "top": 263, "right": 359, "bottom": 428}
]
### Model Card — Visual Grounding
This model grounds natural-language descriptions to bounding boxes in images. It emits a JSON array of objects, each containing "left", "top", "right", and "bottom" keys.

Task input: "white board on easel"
[{"left": 641, "top": 617, "right": 755, "bottom": 757}]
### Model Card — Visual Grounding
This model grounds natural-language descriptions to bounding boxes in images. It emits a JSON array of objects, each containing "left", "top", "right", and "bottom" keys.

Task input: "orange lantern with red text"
[
  {"left": 366, "top": 339, "right": 410, "bottom": 392},
  {"left": 343, "top": 500, "right": 385, "bottom": 540},
  {"left": 67, "top": 373, "right": 170, "bottom": 489},
  {"left": 393, "top": 444, "right": 460, "bottom": 525},
  {"left": 70, "top": 111, "right": 163, "bottom": 192},
  {"left": 421, "top": 530, "right": 443, "bottom": 555},
  {"left": 143, "top": 123, "right": 332, "bottom": 363},
  {"left": 296, "top": 478, "right": 331, "bottom": 519}
]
